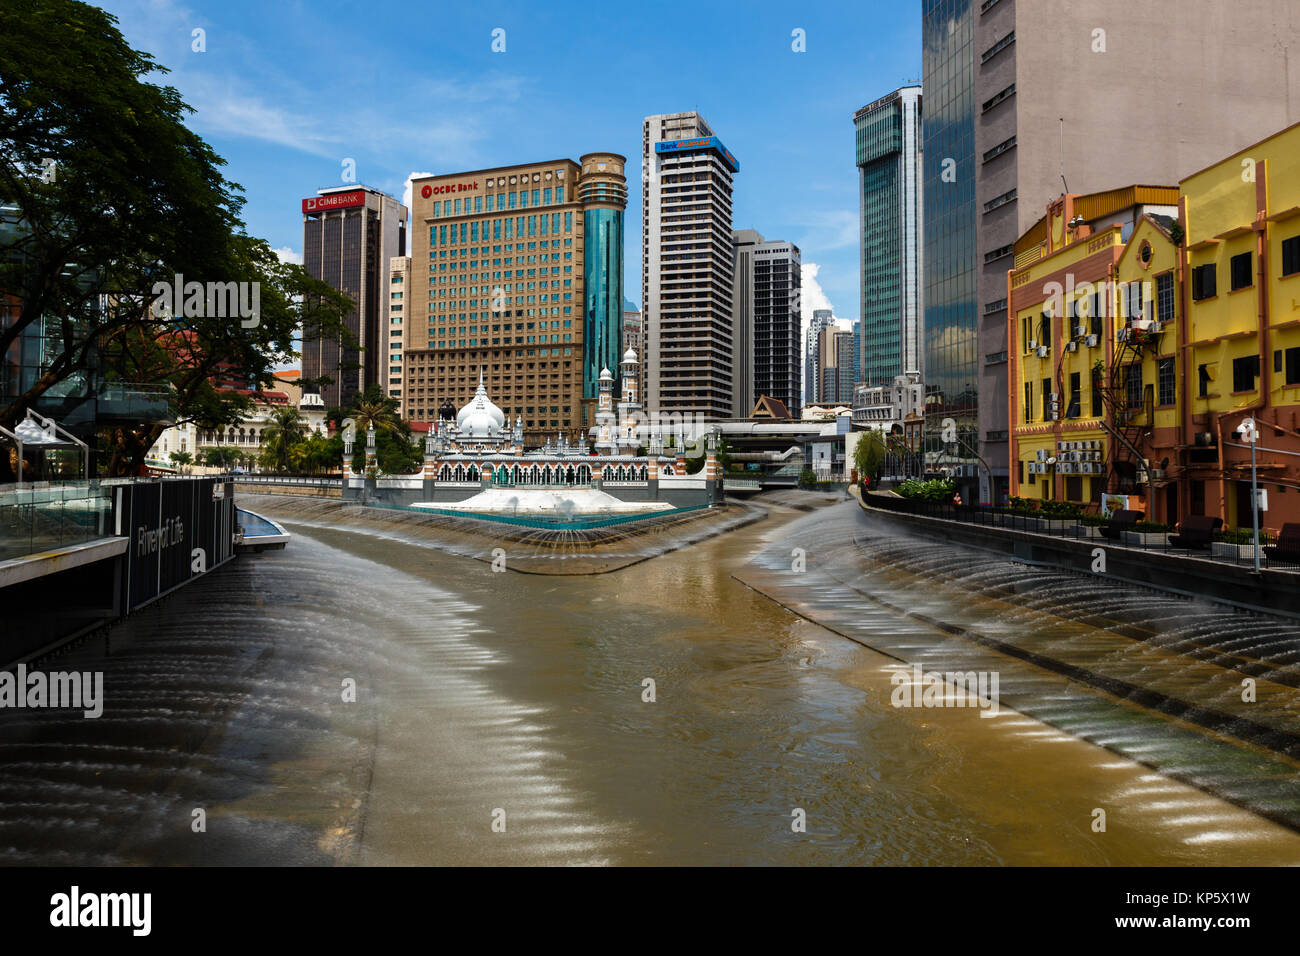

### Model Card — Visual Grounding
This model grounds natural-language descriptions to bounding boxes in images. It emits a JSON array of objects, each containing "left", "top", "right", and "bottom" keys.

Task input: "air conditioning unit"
[
  {"left": 1075, "top": 324, "right": 1087, "bottom": 338},
  {"left": 1130, "top": 318, "right": 1153, "bottom": 332},
  {"left": 1027, "top": 339, "right": 1037, "bottom": 350},
  {"left": 1085, "top": 334, "right": 1099, "bottom": 348},
  {"left": 1037, "top": 346, "right": 1049, "bottom": 358},
  {"left": 1065, "top": 341, "right": 1077, "bottom": 352},
  {"left": 1036, "top": 449, "right": 1048, "bottom": 462},
  {"left": 1027, "top": 462, "right": 1040, "bottom": 474},
  {"left": 1151, "top": 469, "right": 1166, "bottom": 481}
]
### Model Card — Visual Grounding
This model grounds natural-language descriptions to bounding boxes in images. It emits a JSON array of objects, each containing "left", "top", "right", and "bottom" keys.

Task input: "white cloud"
[
  {"left": 401, "top": 172, "right": 436, "bottom": 213},
  {"left": 273, "top": 246, "right": 302, "bottom": 265},
  {"left": 800, "top": 262, "right": 851, "bottom": 339}
]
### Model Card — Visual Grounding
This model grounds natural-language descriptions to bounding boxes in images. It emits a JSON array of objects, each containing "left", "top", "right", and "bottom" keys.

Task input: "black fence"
[
  {"left": 112, "top": 477, "right": 235, "bottom": 611},
  {"left": 865, "top": 493, "right": 1300, "bottom": 572}
]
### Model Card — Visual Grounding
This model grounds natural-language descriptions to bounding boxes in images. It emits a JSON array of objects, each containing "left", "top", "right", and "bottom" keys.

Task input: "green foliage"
[
  {"left": 257, "top": 405, "right": 309, "bottom": 472},
  {"left": 896, "top": 477, "right": 955, "bottom": 502},
  {"left": 201, "top": 446, "right": 241, "bottom": 469},
  {"left": 1039, "top": 500, "right": 1085, "bottom": 519},
  {"left": 1007, "top": 495, "right": 1038, "bottom": 514},
  {"left": 853, "top": 431, "right": 885, "bottom": 480},
  {"left": 1081, "top": 515, "right": 1108, "bottom": 527},
  {"left": 1131, "top": 521, "right": 1170, "bottom": 533},
  {"left": 340, "top": 385, "right": 420, "bottom": 475},
  {"left": 0, "top": 0, "right": 356, "bottom": 476},
  {"left": 1220, "top": 527, "right": 1270, "bottom": 544},
  {"left": 797, "top": 467, "right": 818, "bottom": 489}
]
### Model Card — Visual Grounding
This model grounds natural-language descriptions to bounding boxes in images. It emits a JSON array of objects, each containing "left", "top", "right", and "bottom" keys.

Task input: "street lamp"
[{"left": 1238, "top": 417, "right": 1261, "bottom": 573}]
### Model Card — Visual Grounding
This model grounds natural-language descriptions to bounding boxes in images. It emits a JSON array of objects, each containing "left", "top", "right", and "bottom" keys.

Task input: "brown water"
[{"left": 1, "top": 492, "right": 1297, "bottom": 865}]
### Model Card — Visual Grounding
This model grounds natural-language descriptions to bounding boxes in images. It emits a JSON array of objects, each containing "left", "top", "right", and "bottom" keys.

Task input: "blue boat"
[{"left": 235, "top": 507, "right": 290, "bottom": 553}]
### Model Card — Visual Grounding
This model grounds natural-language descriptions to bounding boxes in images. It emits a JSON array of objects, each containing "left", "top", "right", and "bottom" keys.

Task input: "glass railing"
[{"left": 0, "top": 481, "right": 114, "bottom": 563}]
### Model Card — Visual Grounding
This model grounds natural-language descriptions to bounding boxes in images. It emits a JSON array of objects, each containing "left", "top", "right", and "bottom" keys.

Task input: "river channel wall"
[
  {"left": 0, "top": 478, "right": 236, "bottom": 665},
  {"left": 859, "top": 495, "right": 1300, "bottom": 619}
]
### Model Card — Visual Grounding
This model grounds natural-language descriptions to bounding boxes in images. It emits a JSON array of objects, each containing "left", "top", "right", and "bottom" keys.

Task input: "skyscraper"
[
  {"left": 855, "top": 86, "right": 923, "bottom": 388},
  {"left": 642, "top": 111, "right": 740, "bottom": 419},
  {"left": 301, "top": 186, "right": 407, "bottom": 409},
  {"left": 753, "top": 239, "right": 802, "bottom": 416},
  {"left": 921, "top": 0, "right": 1300, "bottom": 503},
  {"left": 806, "top": 308, "right": 833, "bottom": 406},
  {"left": 403, "top": 154, "right": 626, "bottom": 445}
]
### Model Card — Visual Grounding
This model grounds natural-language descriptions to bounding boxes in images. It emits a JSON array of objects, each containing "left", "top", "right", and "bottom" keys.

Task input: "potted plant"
[
  {"left": 1122, "top": 520, "right": 1171, "bottom": 547},
  {"left": 1211, "top": 527, "right": 1271, "bottom": 561}
]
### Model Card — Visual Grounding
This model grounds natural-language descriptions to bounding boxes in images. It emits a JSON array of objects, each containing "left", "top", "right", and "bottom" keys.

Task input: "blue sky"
[{"left": 101, "top": 0, "right": 920, "bottom": 333}]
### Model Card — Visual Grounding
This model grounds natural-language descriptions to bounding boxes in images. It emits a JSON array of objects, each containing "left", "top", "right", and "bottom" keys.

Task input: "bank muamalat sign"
[{"left": 302, "top": 190, "right": 366, "bottom": 212}]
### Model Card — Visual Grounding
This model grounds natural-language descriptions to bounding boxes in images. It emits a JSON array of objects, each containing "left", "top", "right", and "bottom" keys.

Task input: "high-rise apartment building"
[
  {"left": 754, "top": 240, "right": 802, "bottom": 415},
  {"left": 855, "top": 86, "right": 923, "bottom": 388},
  {"left": 622, "top": 307, "right": 643, "bottom": 369},
  {"left": 818, "top": 327, "right": 856, "bottom": 406},
  {"left": 642, "top": 112, "right": 740, "bottom": 419},
  {"left": 731, "top": 229, "right": 760, "bottom": 417},
  {"left": 301, "top": 186, "right": 407, "bottom": 409},
  {"left": 403, "top": 155, "right": 626, "bottom": 445},
  {"left": 388, "top": 255, "right": 411, "bottom": 410},
  {"left": 806, "top": 308, "right": 833, "bottom": 406},
  {"left": 732, "top": 230, "right": 802, "bottom": 417},
  {"left": 921, "top": 0, "right": 1300, "bottom": 504}
]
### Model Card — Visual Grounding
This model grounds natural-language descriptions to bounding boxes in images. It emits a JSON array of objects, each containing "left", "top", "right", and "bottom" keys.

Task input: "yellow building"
[
  {"left": 1180, "top": 121, "right": 1300, "bottom": 531},
  {"left": 1007, "top": 187, "right": 1180, "bottom": 511}
]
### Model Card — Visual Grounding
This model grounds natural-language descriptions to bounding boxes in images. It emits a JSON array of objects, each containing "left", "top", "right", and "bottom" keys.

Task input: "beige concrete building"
[
  {"left": 388, "top": 256, "right": 410, "bottom": 409},
  {"left": 405, "top": 155, "right": 626, "bottom": 446}
]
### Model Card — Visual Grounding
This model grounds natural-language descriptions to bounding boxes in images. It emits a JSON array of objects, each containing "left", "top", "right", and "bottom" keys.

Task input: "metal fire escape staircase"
[{"left": 1097, "top": 294, "right": 1160, "bottom": 493}]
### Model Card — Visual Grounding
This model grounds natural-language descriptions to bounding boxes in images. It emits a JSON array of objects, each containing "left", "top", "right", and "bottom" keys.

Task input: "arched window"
[
  {"left": 439, "top": 465, "right": 451, "bottom": 481},
  {"left": 468, "top": 466, "right": 479, "bottom": 481},
  {"left": 513, "top": 465, "right": 522, "bottom": 485},
  {"left": 454, "top": 465, "right": 465, "bottom": 481},
  {"left": 566, "top": 466, "right": 575, "bottom": 485},
  {"left": 640, "top": 465, "right": 648, "bottom": 480},
  {"left": 579, "top": 465, "right": 591, "bottom": 484}
]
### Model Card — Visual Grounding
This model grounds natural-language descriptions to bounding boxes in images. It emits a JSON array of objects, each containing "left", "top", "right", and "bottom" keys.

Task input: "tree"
[
  {"left": 258, "top": 405, "right": 308, "bottom": 472},
  {"left": 853, "top": 430, "right": 886, "bottom": 482},
  {"left": 0, "top": 0, "right": 356, "bottom": 477},
  {"left": 168, "top": 450, "right": 192, "bottom": 474}
]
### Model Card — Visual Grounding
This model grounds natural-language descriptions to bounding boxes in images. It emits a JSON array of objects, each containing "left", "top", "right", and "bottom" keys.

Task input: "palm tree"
[
  {"left": 352, "top": 397, "right": 403, "bottom": 438},
  {"left": 260, "top": 406, "right": 308, "bottom": 473}
]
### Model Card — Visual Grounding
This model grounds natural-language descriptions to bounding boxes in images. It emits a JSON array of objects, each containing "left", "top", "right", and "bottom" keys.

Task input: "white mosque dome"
[
  {"left": 622, "top": 347, "right": 638, "bottom": 364},
  {"left": 456, "top": 372, "right": 506, "bottom": 437},
  {"left": 599, "top": 367, "right": 613, "bottom": 381}
]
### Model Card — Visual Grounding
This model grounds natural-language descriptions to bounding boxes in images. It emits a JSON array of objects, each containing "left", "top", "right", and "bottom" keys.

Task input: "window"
[
  {"left": 981, "top": 31, "right": 1015, "bottom": 63},
  {"left": 1283, "top": 235, "right": 1300, "bottom": 277},
  {"left": 1067, "top": 371, "right": 1081, "bottom": 418},
  {"left": 1042, "top": 378, "right": 1052, "bottom": 420},
  {"left": 1286, "top": 346, "right": 1300, "bottom": 386},
  {"left": 982, "top": 84, "right": 1015, "bottom": 113},
  {"left": 1230, "top": 251, "right": 1253, "bottom": 291},
  {"left": 1155, "top": 272, "right": 1174, "bottom": 323},
  {"left": 1192, "top": 263, "right": 1217, "bottom": 300},
  {"left": 1198, "top": 363, "right": 1211, "bottom": 398},
  {"left": 1024, "top": 381, "right": 1033, "bottom": 423},
  {"left": 1125, "top": 364, "right": 1143, "bottom": 411},
  {"left": 982, "top": 135, "right": 1016, "bottom": 164},
  {"left": 1157, "top": 357, "right": 1175, "bottom": 406},
  {"left": 1232, "top": 354, "right": 1260, "bottom": 393}
]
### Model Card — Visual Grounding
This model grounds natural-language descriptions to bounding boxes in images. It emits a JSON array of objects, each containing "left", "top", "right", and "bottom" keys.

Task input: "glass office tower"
[
  {"left": 578, "top": 153, "right": 628, "bottom": 405},
  {"left": 921, "top": 0, "right": 978, "bottom": 497},
  {"left": 855, "top": 86, "right": 922, "bottom": 388}
]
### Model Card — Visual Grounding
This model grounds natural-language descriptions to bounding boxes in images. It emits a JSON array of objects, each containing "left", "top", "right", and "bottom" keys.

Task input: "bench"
[
  {"left": 1264, "top": 523, "right": 1300, "bottom": 565},
  {"left": 1099, "top": 509, "right": 1143, "bottom": 540},
  {"left": 1168, "top": 514, "right": 1222, "bottom": 549}
]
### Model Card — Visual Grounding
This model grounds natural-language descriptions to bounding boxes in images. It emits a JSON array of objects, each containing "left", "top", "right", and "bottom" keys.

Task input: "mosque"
[{"left": 345, "top": 349, "right": 722, "bottom": 515}]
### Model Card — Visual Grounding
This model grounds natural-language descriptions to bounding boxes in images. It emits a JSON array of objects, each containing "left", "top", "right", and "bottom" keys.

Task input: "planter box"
[
  {"left": 1041, "top": 519, "right": 1076, "bottom": 533},
  {"left": 1122, "top": 531, "right": 1171, "bottom": 548},
  {"left": 1070, "top": 525, "right": 1104, "bottom": 539},
  {"left": 1211, "top": 541, "right": 1265, "bottom": 561}
]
